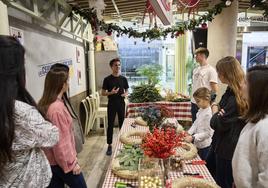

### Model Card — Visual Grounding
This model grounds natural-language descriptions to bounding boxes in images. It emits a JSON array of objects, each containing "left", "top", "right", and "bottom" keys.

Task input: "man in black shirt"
[{"left": 102, "top": 58, "right": 129, "bottom": 155}]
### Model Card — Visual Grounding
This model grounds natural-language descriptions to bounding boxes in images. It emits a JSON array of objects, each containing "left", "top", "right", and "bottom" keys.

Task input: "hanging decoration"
[
  {"left": 100, "top": 0, "right": 232, "bottom": 41},
  {"left": 71, "top": 0, "right": 268, "bottom": 40},
  {"left": 71, "top": 7, "right": 100, "bottom": 32},
  {"left": 88, "top": 0, "right": 106, "bottom": 21},
  {"left": 177, "top": 0, "right": 201, "bottom": 17},
  {"left": 143, "top": 0, "right": 157, "bottom": 28}
]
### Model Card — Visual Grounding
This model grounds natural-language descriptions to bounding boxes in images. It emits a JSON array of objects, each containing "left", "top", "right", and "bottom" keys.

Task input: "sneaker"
[{"left": 106, "top": 145, "right": 112, "bottom": 156}]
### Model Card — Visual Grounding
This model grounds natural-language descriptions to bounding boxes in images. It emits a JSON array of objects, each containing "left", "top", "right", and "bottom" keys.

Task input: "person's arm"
[
  {"left": 210, "top": 82, "right": 218, "bottom": 93},
  {"left": 256, "top": 122, "right": 268, "bottom": 187},
  {"left": 49, "top": 111, "right": 77, "bottom": 173},
  {"left": 121, "top": 77, "right": 129, "bottom": 97},
  {"left": 121, "top": 89, "right": 129, "bottom": 97},
  {"left": 102, "top": 88, "right": 119, "bottom": 96},
  {"left": 209, "top": 68, "right": 218, "bottom": 94},
  {"left": 210, "top": 96, "right": 238, "bottom": 132},
  {"left": 23, "top": 105, "right": 59, "bottom": 148},
  {"left": 101, "top": 77, "right": 119, "bottom": 96}
]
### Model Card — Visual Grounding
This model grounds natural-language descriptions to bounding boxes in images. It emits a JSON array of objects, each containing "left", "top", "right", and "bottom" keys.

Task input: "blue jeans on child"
[
  {"left": 48, "top": 165, "right": 87, "bottom": 188},
  {"left": 198, "top": 146, "right": 210, "bottom": 160}
]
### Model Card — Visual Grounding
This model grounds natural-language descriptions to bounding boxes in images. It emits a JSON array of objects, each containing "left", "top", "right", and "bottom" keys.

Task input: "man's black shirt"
[{"left": 102, "top": 74, "right": 129, "bottom": 101}]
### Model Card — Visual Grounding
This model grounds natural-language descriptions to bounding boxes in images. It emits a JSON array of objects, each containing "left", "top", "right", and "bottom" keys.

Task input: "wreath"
[
  {"left": 120, "top": 130, "right": 147, "bottom": 145},
  {"left": 174, "top": 142, "right": 198, "bottom": 160},
  {"left": 172, "top": 177, "right": 220, "bottom": 188}
]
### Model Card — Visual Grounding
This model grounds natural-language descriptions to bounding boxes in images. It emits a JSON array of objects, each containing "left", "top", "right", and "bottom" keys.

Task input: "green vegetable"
[
  {"left": 115, "top": 145, "right": 144, "bottom": 171},
  {"left": 129, "top": 84, "right": 163, "bottom": 103}
]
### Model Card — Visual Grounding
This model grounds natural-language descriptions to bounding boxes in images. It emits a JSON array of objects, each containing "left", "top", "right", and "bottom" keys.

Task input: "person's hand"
[
  {"left": 218, "top": 108, "right": 225, "bottom": 116},
  {"left": 121, "top": 89, "right": 128, "bottom": 97},
  {"left": 211, "top": 103, "right": 219, "bottom": 114},
  {"left": 184, "top": 135, "right": 193, "bottom": 143},
  {"left": 73, "top": 164, "right": 81, "bottom": 175},
  {"left": 111, "top": 87, "right": 119, "bottom": 95}
]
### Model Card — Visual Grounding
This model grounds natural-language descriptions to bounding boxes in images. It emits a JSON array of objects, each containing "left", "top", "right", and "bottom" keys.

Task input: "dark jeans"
[
  {"left": 215, "top": 155, "right": 234, "bottom": 188},
  {"left": 48, "top": 165, "right": 87, "bottom": 188},
  {"left": 198, "top": 146, "right": 210, "bottom": 160},
  {"left": 191, "top": 102, "right": 199, "bottom": 122},
  {"left": 107, "top": 99, "right": 125, "bottom": 144},
  {"left": 206, "top": 145, "right": 216, "bottom": 180}
]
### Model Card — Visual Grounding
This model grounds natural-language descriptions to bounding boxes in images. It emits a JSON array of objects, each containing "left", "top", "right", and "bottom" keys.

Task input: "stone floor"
[{"left": 77, "top": 128, "right": 119, "bottom": 188}]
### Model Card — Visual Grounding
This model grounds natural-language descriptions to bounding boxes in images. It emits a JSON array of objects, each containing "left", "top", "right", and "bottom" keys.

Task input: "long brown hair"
[
  {"left": 216, "top": 56, "right": 248, "bottom": 115},
  {"left": 38, "top": 69, "right": 68, "bottom": 115},
  {"left": 244, "top": 65, "right": 268, "bottom": 123}
]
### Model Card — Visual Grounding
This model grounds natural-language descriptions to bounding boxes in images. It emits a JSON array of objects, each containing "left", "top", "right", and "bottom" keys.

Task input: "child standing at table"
[{"left": 184, "top": 87, "right": 214, "bottom": 160}]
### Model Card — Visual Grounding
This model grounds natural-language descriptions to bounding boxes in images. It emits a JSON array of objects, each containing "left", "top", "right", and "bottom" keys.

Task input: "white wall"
[
  {"left": 241, "top": 32, "right": 268, "bottom": 71},
  {"left": 9, "top": 22, "right": 86, "bottom": 101}
]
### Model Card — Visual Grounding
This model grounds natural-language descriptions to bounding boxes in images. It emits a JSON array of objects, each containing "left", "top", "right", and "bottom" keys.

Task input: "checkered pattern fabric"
[
  {"left": 126, "top": 102, "right": 192, "bottom": 122},
  {"left": 102, "top": 118, "right": 215, "bottom": 188}
]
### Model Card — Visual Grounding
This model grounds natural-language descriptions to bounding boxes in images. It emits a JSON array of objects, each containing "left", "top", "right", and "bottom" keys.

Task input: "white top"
[
  {"left": 232, "top": 115, "right": 268, "bottom": 188},
  {"left": 0, "top": 101, "right": 59, "bottom": 188},
  {"left": 191, "top": 64, "right": 218, "bottom": 103},
  {"left": 188, "top": 107, "right": 213, "bottom": 149}
]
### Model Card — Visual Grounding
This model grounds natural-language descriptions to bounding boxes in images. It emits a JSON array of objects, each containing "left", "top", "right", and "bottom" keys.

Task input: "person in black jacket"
[{"left": 206, "top": 56, "right": 248, "bottom": 188}]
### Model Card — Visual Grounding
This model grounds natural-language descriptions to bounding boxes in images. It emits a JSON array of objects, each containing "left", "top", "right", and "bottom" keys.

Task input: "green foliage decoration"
[{"left": 129, "top": 84, "right": 163, "bottom": 103}]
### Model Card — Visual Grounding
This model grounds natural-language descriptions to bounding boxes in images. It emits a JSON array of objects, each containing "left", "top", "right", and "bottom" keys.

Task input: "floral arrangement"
[
  {"left": 139, "top": 105, "right": 173, "bottom": 132},
  {"left": 164, "top": 89, "right": 190, "bottom": 102},
  {"left": 141, "top": 128, "right": 185, "bottom": 159}
]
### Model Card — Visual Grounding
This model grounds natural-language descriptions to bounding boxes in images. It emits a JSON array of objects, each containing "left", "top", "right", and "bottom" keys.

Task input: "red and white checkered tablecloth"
[
  {"left": 102, "top": 118, "right": 216, "bottom": 188},
  {"left": 126, "top": 101, "right": 192, "bottom": 122}
]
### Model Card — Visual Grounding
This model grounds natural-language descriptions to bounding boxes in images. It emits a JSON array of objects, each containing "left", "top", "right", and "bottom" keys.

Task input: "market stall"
[{"left": 102, "top": 118, "right": 217, "bottom": 188}]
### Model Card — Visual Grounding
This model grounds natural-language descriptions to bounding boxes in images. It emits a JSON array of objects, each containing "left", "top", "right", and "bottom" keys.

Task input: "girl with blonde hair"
[{"left": 206, "top": 56, "right": 248, "bottom": 188}]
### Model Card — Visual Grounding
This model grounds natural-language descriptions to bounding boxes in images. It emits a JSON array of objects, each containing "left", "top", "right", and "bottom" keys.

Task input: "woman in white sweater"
[{"left": 232, "top": 65, "right": 268, "bottom": 188}]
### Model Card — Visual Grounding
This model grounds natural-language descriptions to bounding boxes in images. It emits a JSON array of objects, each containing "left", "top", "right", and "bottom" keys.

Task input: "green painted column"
[{"left": 175, "top": 32, "right": 188, "bottom": 94}]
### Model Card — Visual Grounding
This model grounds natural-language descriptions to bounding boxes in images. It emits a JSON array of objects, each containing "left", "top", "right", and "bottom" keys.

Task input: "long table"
[
  {"left": 102, "top": 118, "right": 215, "bottom": 188},
  {"left": 126, "top": 101, "right": 192, "bottom": 122}
]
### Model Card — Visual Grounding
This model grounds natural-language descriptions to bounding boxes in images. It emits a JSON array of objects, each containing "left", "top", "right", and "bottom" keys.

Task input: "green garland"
[
  {"left": 100, "top": 0, "right": 231, "bottom": 41},
  {"left": 71, "top": 0, "right": 268, "bottom": 40}
]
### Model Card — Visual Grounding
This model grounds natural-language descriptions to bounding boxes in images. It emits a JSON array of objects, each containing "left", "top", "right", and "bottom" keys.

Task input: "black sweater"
[{"left": 210, "top": 87, "right": 246, "bottom": 160}]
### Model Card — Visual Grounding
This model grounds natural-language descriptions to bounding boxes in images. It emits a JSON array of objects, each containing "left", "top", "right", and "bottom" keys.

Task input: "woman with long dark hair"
[
  {"left": 0, "top": 36, "right": 59, "bottom": 187},
  {"left": 39, "top": 67, "right": 87, "bottom": 188},
  {"left": 232, "top": 65, "right": 268, "bottom": 187},
  {"left": 207, "top": 56, "right": 248, "bottom": 188}
]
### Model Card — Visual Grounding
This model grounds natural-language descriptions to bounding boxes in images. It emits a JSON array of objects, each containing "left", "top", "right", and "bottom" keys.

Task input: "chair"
[
  {"left": 93, "top": 92, "right": 108, "bottom": 114},
  {"left": 81, "top": 99, "right": 90, "bottom": 136},
  {"left": 86, "top": 96, "right": 107, "bottom": 135},
  {"left": 86, "top": 96, "right": 95, "bottom": 133}
]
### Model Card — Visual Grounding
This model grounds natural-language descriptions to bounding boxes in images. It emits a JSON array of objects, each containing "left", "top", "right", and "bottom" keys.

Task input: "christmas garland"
[
  {"left": 99, "top": 0, "right": 232, "bottom": 40},
  {"left": 71, "top": 0, "right": 268, "bottom": 40}
]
